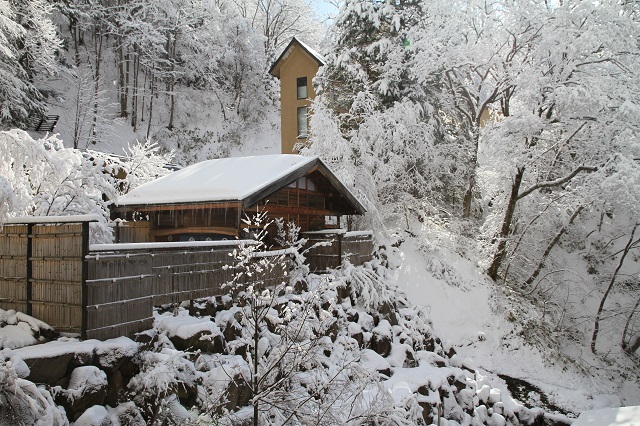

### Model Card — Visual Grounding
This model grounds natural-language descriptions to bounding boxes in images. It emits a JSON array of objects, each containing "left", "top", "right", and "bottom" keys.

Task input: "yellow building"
[{"left": 269, "top": 37, "right": 324, "bottom": 154}]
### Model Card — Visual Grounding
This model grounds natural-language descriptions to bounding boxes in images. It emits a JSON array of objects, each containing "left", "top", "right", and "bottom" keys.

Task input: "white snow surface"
[
  {"left": 90, "top": 239, "right": 255, "bottom": 252},
  {"left": 116, "top": 154, "right": 317, "bottom": 205},
  {"left": 393, "top": 236, "right": 640, "bottom": 415},
  {"left": 0, "top": 309, "right": 55, "bottom": 349},
  {"left": 3, "top": 214, "right": 102, "bottom": 224},
  {"left": 3, "top": 336, "right": 138, "bottom": 361},
  {"left": 155, "top": 309, "right": 222, "bottom": 340},
  {"left": 572, "top": 406, "right": 640, "bottom": 426}
]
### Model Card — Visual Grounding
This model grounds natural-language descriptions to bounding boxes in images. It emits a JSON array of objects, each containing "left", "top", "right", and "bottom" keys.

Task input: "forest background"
[{"left": 0, "top": 0, "right": 639, "bottom": 416}]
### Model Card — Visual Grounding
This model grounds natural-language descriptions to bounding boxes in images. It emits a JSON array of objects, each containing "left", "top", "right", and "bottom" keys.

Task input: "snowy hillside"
[
  {"left": 1, "top": 0, "right": 639, "bottom": 423},
  {"left": 392, "top": 228, "right": 640, "bottom": 415}
]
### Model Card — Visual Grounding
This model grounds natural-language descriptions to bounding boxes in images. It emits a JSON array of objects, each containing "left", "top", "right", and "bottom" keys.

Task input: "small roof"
[
  {"left": 116, "top": 154, "right": 365, "bottom": 214},
  {"left": 269, "top": 37, "right": 325, "bottom": 78}
]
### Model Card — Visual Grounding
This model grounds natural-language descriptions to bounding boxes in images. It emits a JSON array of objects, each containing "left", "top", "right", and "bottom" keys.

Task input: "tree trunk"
[
  {"left": 168, "top": 35, "right": 178, "bottom": 130},
  {"left": 146, "top": 74, "right": 154, "bottom": 140},
  {"left": 525, "top": 206, "right": 583, "bottom": 286},
  {"left": 462, "top": 129, "right": 480, "bottom": 218},
  {"left": 487, "top": 166, "right": 525, "bottom": 281},
  {"left": 90, "top": 22, "right": 103, "bottom": 144},
  {"left": 591, "top": 224, "right": 638, "bottom": 353},
  {"left": 622, "top": 294, "right": 640, "bottom": 352},
  {"left": 253, "top": 306, "right": 260, "bottom": 426},
  {"left": 118, "top": 39, "right": 128, "bottom": 118},
  {"left": 131, "top": 49, "right": 139, "bottom": 130}
]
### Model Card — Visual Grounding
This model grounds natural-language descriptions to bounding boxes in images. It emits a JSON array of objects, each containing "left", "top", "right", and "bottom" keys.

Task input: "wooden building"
[
  {"left": 111, "top": 154, "right": 365, "bottom": 244},
  {"left": 269, "top": 37, "right": 324, "bottom": 154}
]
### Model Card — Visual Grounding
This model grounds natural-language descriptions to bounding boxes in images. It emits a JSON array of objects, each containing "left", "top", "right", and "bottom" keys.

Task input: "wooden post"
[
  {"left": 81, "top": 221, "right": 90, "bottom": 340},
  {"left": 337, "top": 232, "right": 343, "bottom": 268},
  {"left": 26, "top": 224, "right": 33, "bottom": 316}
]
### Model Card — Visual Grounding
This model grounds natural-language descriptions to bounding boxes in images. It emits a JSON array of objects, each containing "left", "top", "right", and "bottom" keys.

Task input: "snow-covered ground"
[{"left": 393, "top": 236, "right": 640, "bottom": 416}]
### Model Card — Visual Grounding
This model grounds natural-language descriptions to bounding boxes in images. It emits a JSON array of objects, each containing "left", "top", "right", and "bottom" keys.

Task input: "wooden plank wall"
[
  {"left": 302, "top": 232, "right": 375, "bottom": 272},
  {"left": 0, "top": 223, "right": 85, "bottom": 333},
  {"left": 113, "top": 221, "right": 151, "bottom": 243}
]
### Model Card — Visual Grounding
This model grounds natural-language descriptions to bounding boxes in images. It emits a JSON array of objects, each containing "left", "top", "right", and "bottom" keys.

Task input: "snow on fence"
[
  {"left": 0, "top": 218, "right": 374, "bottom": 340},
  {"left": 302, "top": 229, "right": 375, "bottom": 271}
]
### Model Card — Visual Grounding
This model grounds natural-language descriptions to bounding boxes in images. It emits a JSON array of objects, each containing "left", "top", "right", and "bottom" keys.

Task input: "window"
[
  {"left": 297, "top": 106, "right": 308, "bottom": 137},
  {"left": 297, "top": 77, "right": 307, "bottom": 99}
]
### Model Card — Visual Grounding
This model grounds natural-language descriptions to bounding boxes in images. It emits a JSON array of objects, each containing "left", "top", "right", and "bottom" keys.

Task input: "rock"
[
  {"left": 402, "top": 350, "right": 417, "bottom": 368},
  {"left": 94, "top": 338, "right": 138, "bottom": 374},
  {"left": 370, "top": 334, "right": 391, "bottom": 357},
  {"left": 447, "top": 346, "right": 457, "bottom": 359},
  {"left": 346, "top": 309, "right": 359, "bottom": 323},
  {"left": 477, "top": 385, "right": 491, "bottom": 405},
  {"left": 24, "top": 352, "right": 73, "bottom": 386},
  {"left": 105, "top": 370, "right": 125, "bottom": 407},
  {"left": 294, "top": 278, "right": 308, "bottom": 293},
  {"left": 351, "top": 331, "right": 364, "bottom": 347},
  {"left": 371, "top": 320, "right": 393, "bottom": 357},
  {"left": 378, "top": 301, "right": 398, "bottom": 326},
  {"left": 170, "top": 330, "right": 224, "bottom": 354},
  {"left": 55, "top": 366, "right": 108, "bottom": 421},
  {"left": 423, "top": 334, "right": 435, "bottom": 352},
  {"left": 223, "top": 375, "right": 253, "bottom": 412},
  {"left": 110, "top": 402, "right": 145, "bottom": 425},
  {"left": 418, "top": 401, "right": 434, "bottom": 425},
  {"left": 223, "top": 323, "right": 242, "bottom": 342},
  {"left": 336, "top": 283, "right": 350, "bottom": 302},
  {"left": 457, "top": 388, "right": 475, "bottom": 413},
  {"left": 74, "top": 405, "right": 112, "bottom": 426}
]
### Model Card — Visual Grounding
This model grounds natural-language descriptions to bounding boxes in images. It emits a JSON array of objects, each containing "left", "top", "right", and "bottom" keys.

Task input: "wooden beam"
[
  {"left": 114, "top": 201, "right": 242, "bottom": 213},
  {"left": 152, "top": 226, "right": 239, "bottom": 238},
  {"left": 262, "top": 206, "right": 339, "bottom": 216}
]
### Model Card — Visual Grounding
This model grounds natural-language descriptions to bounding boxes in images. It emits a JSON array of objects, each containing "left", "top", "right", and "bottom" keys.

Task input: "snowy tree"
[
  {"left": 111, "top": 139, "right": 174, "bottom": 195},
  {"left": 0, "top": 129, "right": 115, "bottom": 243},
  {"left": 0, "top": 0, "right": 61, "bottom": 127},
  {"left": 232, "top": 0, "right": 323, "bottom": 60},
  {"left": 479, "top": 0, "right": 640, "bottom": 282}
]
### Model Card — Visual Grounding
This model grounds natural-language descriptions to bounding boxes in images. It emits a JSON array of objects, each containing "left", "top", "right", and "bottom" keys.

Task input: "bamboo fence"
[
  {"left": 302, "top": 230, "right": 375, "bottom": 271},
  {"left": 0, "top": 221, "right": 88, "bottom": 333},
  {"left": 1, "top": 218, "right": 373, "bottom": 340}
]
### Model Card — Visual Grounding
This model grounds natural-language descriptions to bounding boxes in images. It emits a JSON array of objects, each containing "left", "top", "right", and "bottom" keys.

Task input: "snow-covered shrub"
[
  {"left": 0, "top": 360, "right": 67, "bottom": 425},
  {"left": 0, "top": 309, "right": 56, "bottom": 349},
  {"left": 0, "top": 129, "right": 115, "bottom": 243},
  {"left": 339, "top": 258, "right": 407, "bottom": 311},
  {"left": 127, "top": 347, "right": 200, "bottom": 424},
  {"left": 108, "top": 139, "right": 174, "bottom": 195}
]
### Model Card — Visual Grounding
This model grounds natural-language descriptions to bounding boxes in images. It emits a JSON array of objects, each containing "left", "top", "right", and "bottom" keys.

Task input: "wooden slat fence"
[
  {"left": 302, "top": 230, "right": 375, "bottom": 272},
  {"left": 85, "top": 244, "right": 249, "bottom": 340},
  {"left": 0, "top": 221, "right": 89, "bottom": 333},
  {"left": 113, "top": 221, "right": 151, "bottom": 243},
  {"left": 1, "top": 218, "right": 373, "bottom": 340}
]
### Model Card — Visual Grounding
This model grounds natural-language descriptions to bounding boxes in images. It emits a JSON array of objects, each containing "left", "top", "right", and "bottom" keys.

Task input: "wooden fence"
[
  {"left": 1, "top": 218, "right": 374, "bottom": 340},
  {"left": 0, "top": 218, "right": 89, "bottom": 334},
  {"left": 302, "top": 230, "right": 375, "bottom": 271}
]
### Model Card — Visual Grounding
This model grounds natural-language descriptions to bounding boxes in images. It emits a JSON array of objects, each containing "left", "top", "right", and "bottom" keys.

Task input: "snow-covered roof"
[
  {"left": 294, "top": 37, "right": 325, "bottom": 65},
  {"left": 269, "top": 37, "right": 325, "bottom": 77},
  {"left": 116, "top": 154, "right": 365, "bottom": 214}
]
